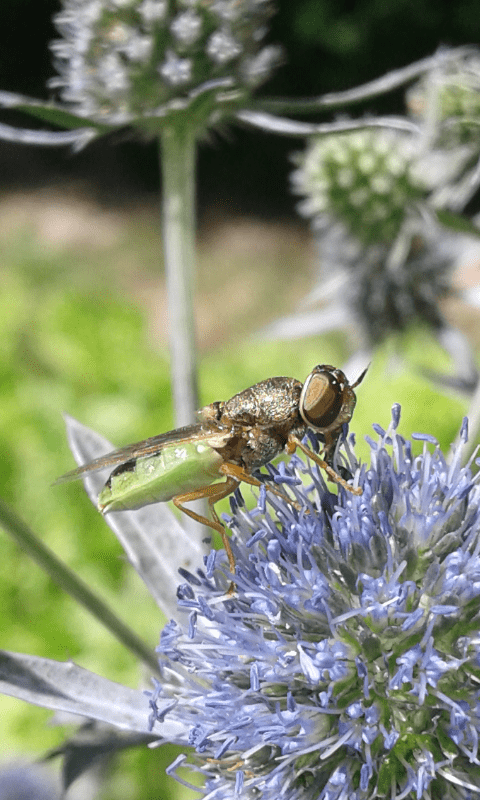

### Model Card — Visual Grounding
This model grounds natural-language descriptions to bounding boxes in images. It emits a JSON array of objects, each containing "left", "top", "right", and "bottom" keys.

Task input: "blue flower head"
[{"left": 149, "top": 407, "right": 480, "bottom": 799}]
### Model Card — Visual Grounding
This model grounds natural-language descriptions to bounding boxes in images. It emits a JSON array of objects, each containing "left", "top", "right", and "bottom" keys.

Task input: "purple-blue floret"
[{"left": 148, "top": 407, "right": 480, "bottom": 799}]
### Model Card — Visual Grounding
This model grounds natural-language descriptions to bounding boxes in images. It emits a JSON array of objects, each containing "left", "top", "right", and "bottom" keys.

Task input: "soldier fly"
[{"left": 56, "top": 364, "right": 367, "bottom": 581}]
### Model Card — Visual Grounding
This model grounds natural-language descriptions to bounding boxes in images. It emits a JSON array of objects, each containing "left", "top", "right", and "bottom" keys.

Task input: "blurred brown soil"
[{"left": 0, "top": 186, "right": 479, "bottom": 353}]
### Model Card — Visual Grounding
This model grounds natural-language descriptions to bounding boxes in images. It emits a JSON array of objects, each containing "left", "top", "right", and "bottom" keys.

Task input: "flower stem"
[
  {"left": 452, "top": 377, "right": 480, "bottom": 463},
  {"left": 252, "top": 46, "right": 474, "bottom": 114},
  {"left": 160, "top": 124, "right": 199, "bottom": 426},
  {"left": 0, "top": 498, "right": 159, "bottom": 675}
]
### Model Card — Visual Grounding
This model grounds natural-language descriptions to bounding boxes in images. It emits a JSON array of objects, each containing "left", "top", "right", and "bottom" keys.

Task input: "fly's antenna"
[{"left": 351, "top": 364, "right": 370, "bottom": 389}]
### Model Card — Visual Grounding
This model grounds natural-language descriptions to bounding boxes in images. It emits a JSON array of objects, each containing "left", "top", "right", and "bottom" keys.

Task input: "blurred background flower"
[
  {"left": 0, "top": 0, "right": 461, "bottom": 428},
  {"left": 47, "top": 0, "right": 282, "bottom": 129},
  {"left": 261, "top": 51, "right": 480, "bottom": 396}
]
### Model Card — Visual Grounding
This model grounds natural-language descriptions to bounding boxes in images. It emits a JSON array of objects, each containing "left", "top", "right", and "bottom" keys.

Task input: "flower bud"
[
  {"left": 408, "top": 53, "right": 480, "bottom": 147},
  {"left": 292, "top": 130, "right": 426, "bottom": 246},
  {"left": 49, "top": 0, "right": 282, "bottom": 128}
]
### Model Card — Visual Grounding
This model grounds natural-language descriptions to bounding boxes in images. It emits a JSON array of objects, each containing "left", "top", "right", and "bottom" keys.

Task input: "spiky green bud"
[{"left": 292, "top": 130, "right": 427, "bottom": 246}]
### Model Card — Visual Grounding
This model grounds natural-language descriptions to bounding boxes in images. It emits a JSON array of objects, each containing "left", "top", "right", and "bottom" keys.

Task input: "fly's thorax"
[
  {"left": 241, "top": 428, "right": 284, "bottom": 470},
  {"left": 220, "top": 420, "right": 307, "bottom": 472},
  {"left": 221, "top": 377, "right": 303, "bottom": 428},
  {"left": 208, "top": 377, "right": 306, "bottom": 471},
  {"left": 98, "top": 440, "right": 224, "bottom": 513}
]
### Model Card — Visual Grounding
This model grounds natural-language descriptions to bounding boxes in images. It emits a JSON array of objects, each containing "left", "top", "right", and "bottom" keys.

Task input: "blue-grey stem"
[
  {"left": 160, "top": 124, "right": 199, "bottom": 427},
  {"left": 451, "top": 377, "right": 480, "bottom": 464},
  {"left": 236, "top": 111, "right": 420, "bottom": 137},
  {"left": 252, "top": 47, "right": 475, "bottom": 115}
]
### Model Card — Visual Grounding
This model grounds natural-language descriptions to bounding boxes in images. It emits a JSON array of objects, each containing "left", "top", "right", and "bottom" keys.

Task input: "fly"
[{"left": 56, "top": 364, "right": 367, "bottom": 582}]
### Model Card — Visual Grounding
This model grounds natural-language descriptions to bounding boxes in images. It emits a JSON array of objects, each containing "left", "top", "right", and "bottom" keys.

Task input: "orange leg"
[
  {"left": 173, "top": 457, "right": 329, "bottom": 592},
  {"left": 219, "top": 462, "right": 303, "bottom": 510},
  {"left": 173, "top": 476, "right": 240, "bottom": 580},
  {"left": 173, "top": 462, "right": 303, "bottom": 592},
  {"left": 287, "top": 434, "right": 362, "bottom": 496}
]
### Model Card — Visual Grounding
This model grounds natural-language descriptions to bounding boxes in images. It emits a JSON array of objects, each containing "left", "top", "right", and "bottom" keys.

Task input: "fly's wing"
[{"left": 54, "top": 422, "right": 216, "bottom": 484}]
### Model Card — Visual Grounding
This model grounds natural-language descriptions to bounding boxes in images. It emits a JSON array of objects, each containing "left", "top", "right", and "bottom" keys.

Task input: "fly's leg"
[
  {"left": 219, "top": 462, "right": 303, "bottom": 510},
  {"left": 173, "top": 476, "right": 240, "bottom": 580},
  {"left": 173, "top": 464, "right": 306, "bottom": 592},
  {"left": 287, "top": 434, "right": 362, "bottom": 496}
]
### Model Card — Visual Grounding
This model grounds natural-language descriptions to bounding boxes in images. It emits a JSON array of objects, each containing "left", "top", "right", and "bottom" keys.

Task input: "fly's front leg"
[
  {"left": 322, "top": 429, "right": 341, "bottom": 469},
  {"left": 173, "top": 477, "right": 240, "bottom": 579},
  {"left": 287, "top": 434, "right": 362, "bottom": 496}
]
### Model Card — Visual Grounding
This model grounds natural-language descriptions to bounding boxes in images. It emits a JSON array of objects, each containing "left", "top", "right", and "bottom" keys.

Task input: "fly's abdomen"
[{"left": 98, "top": 441, "right": 224, "bottom": 512}]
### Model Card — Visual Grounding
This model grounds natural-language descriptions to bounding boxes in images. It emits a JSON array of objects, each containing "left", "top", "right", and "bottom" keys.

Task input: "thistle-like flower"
[
  {"left": 2, "top": 411, "right": 480, "bottom": 798},
  {"left": 1, "top": 0, "right": 447, "bottom": 145},
  {"left": 292, "top": 129, "right": 429, "bottom": 246},
  {"left": 147, "top": 407, "right": 480, "bottom": 799},
  {"left": 47, "top": 0, "right": 282, "bottom": 130},
  {"left": 407, "top": 52, "right": 480, "bottom": 149},
  {"left": 288, "top": 216, "right": 456, "bottom": 349},
  {"left": 262, "top": 104, "right": 480, "bottom": 391}
]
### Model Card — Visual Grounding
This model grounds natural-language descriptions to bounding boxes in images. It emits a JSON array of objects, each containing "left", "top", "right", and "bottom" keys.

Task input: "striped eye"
[{"left": 299, "top": 365, "right": 345, "bottom": 431}]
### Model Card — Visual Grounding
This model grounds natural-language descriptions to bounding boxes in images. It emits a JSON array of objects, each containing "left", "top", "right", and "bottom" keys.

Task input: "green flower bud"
[
  {"left": 408, "top": 54, "right": 480, "bottom": 147},
  {"left": 292, "top": 130, "right": 427, "bottom": 246}
]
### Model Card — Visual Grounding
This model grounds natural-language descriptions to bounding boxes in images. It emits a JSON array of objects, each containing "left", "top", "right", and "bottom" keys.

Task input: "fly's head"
[{"left": 299, "top": 364, "right": 368, "bottom": 443}]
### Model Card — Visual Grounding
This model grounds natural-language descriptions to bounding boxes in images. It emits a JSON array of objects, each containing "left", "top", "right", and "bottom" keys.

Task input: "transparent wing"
[{"left": 54, "top": 422, "right": 213, "bottom": 484}]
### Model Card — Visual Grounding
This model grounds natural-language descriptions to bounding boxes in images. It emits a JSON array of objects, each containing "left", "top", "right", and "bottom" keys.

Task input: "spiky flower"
[
  {"left": 288, "top": 130, "right": 450, "bottom": 344},
  {"left": 2, "top": 412, "right": 480, "bottom": 797},
  {"left": 148, "top": 407, "right": 480, "bottom": 799},
  {"left": 259, "top": 211, "right": 478, "bottom": 390},
  {"left": 262, "top": 118, "right": 479, "bottom": 390},
  {"left": 48, "top": 0, "right": 282, "bottom": 129},
  {"left": 407, "top": 53, "right": 480, "bottom": 147},
  {"left": 292, "top": 129, "right": 428, "bottom": 246},
  {"left": 313, "top": 221, "right": 455, "bottom": 346}
]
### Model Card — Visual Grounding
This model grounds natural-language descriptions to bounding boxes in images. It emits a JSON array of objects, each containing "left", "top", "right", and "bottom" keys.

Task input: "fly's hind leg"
[
  {"left": 173, "top": 476, "right": 240, "bottom": 580},
  {"left": 287, "top": 434, "right": 362, "bottom": 496},
  {"left": 219, "top": 462, "right": 303, "bottom": 510}
]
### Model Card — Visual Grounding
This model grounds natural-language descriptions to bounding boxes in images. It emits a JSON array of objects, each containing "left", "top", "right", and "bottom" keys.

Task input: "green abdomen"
[{"left": 98, "top": 441, "right": 224, "bottom": 512}]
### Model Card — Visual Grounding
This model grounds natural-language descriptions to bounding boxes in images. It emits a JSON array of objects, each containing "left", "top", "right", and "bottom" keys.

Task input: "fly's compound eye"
[{"left": 299, "top": 367, "right": 344, "bottom": 431}]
